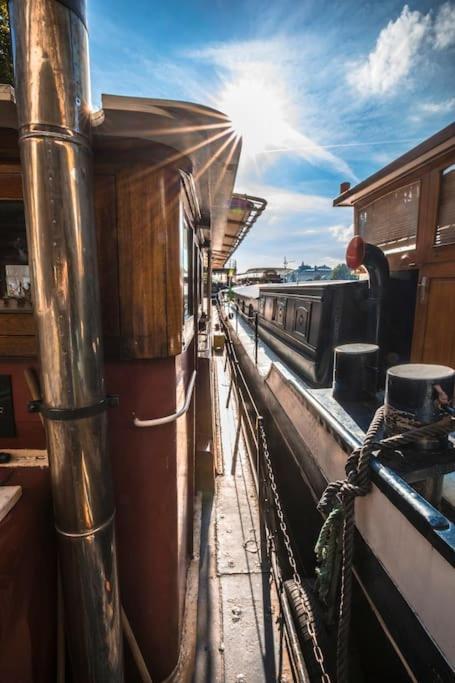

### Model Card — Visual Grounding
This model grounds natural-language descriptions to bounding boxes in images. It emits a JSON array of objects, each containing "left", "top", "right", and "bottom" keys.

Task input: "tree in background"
[
  {"left": 0, "top": 0, "right": 13, "bottom": 86},
  {"left": 331, "top": 263, "right": 357, "bottom": 280}
]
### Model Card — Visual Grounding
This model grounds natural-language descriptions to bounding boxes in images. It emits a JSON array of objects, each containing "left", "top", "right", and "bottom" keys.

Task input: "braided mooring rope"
[
  {"left": 318, "top": 407, "right": 384, "bottom": 683},
  {"left": 316, "top": 409, "right": 454, "bottom": 683}
]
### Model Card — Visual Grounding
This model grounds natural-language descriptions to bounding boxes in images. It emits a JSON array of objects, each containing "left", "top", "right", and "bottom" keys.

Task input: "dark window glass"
[
  {"left": 181, "top": 212, "right": 194, "bottom": 320},
  {"left": 0, "top": 201, "right": 32, "bottom": 310},
  {"left": 434, "top": 164, "right": 455, "bottom": 247}
]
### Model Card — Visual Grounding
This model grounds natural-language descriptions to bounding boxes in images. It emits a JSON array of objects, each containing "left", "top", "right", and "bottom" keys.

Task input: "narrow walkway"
[
  {"left": 196, "top": 341, "right": 290, "bottom": 682},
  {"left": 216, "top": 349, "right": 277, "bottom": 682}
]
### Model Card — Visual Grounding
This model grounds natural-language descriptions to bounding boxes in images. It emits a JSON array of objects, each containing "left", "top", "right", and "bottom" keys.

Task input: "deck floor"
[{"left": 194, "top": 348, "right": 290, "bottom": 682}]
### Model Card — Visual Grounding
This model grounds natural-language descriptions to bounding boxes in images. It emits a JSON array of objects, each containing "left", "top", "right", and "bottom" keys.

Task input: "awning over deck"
[
  {"left": 0, "top": 86, "right": 245, "bottom": 261},
  {"left": 212, "top": 194, "right": 267, "bottom": 269}
]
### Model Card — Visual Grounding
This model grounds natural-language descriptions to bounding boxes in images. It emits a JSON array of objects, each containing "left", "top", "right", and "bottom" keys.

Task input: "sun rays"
[{"left": 218, "top": 74, "right": 294, "bottom": 160}]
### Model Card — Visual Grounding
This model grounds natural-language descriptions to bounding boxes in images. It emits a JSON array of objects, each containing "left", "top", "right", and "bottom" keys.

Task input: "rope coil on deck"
[{"left": 316, "top": 409, "right": 455, "bottom": 683}]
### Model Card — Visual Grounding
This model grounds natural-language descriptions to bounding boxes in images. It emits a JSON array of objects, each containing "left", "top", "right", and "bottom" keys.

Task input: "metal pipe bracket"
[{"left": 28, "top": 394, "right": 119, "bottom": 420}]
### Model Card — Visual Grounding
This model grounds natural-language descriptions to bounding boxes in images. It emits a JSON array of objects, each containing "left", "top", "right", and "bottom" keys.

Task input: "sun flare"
[{"left": 218, "top": 75, "right": 294, "bottom": 160}]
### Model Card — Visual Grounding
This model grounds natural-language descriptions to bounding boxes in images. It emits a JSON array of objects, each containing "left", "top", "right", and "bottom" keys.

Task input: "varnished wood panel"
[
  {"left": 411, "top": 263, "right": 455, "bottom": 366},
  {"left": 0, "top": 335, "right": 37, "bottom": 356},
  {"left": 116, "top": 165, "right": 182, "bottom": 358},
  {"left": 421, "top": 279, "right": 455, "bottom": 366},
  {"left": 0, "top": 173, "right": 22, "bottom": 199},
  {"left": 94, "top": 174, "right": 120, "bottom": 337},
  {"left": 0, "top": 313, "right": 35, "bottom": 334}
]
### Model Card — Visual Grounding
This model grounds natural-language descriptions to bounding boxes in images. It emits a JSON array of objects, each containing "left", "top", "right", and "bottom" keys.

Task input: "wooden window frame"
[
  {"left": 354, "top": 147, "right": 455, "bottom": 272},
  {"left": 416, "top": 157, "right": 455, "bottom": 267}
]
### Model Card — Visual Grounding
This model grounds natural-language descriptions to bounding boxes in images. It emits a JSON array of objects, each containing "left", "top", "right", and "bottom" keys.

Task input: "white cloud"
[
  {"left": 434, "top": 2, "right": 455, "bottom": 49},
  {"left": 329, "top": 224, "right": 354, "bottom": 244},
  {"left": 297, "top": 229, "right": 319, "bottom": 236},
  {"left": 347, "top": 5, "right": 431, "bottom": 96},
  {"left": 231, "top": 180, "right": 353, "bottom": 270},
  {"left": 420, "top": 97, "right": 455, "bottom": 114},
  {"left": 236, "top": 183, "right": 332, "bottom": 215}
]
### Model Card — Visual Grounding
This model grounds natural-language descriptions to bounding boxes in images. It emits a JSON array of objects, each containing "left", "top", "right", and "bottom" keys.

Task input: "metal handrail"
[{"left": 133, "top": 371, "right": 197, "bottom": 428}]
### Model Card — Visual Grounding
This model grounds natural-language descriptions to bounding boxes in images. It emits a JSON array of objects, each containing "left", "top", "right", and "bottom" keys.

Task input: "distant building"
[
  {"left": 212, "top": 266, "right": 236, "bottom": 294},
  {"left": 212, "top": 267, "right": 234, "bottom": 285},
  {"left": 286, "top": 262, "right": 333, "bottom": 282},
  {"left": 236, "top": 267, "right": 289, "bottom": 284}
]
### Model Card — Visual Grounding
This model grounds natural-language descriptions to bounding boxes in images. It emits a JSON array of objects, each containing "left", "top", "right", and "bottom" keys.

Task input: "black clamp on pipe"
[{"left": 28, "top": 395, "right": 120, "bottom": 421}]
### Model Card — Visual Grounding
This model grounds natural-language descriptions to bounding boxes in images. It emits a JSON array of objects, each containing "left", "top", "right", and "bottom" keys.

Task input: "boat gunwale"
[{"left": 228, "top": 305, "right": 455, "bottom": 568}]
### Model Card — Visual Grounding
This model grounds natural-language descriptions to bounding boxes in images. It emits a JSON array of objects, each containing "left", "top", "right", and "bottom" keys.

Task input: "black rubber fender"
[{"left": 284, "top": 579, "right": 334, "bottom": 681}]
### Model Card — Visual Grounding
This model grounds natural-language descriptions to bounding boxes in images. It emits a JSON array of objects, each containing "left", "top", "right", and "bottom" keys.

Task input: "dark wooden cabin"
[{"left": 334, "top": 122, "right": 455, "bottom": 369}]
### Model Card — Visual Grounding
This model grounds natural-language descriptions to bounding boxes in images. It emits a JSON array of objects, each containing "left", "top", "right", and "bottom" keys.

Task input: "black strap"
[{"left": 28, "top": 394, "right": 119, "bottom": 421}]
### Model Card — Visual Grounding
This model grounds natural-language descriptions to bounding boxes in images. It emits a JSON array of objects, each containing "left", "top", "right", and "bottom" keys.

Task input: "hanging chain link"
[{"left": 258, "top": 423, "right": 332, "bottom": 683}]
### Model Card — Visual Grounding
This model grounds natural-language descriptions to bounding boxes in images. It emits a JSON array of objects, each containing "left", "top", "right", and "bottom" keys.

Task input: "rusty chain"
[{"left": 259, "top": 422, "right": 332, "bottom": 683}]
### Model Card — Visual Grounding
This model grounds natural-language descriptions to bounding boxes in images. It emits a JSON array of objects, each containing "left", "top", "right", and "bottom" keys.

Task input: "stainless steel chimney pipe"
[{"left": 8, "top": 1, "right": 124, "bottom": 679}]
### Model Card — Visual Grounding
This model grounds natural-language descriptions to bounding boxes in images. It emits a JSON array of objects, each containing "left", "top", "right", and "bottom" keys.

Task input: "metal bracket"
[{"left": 28, "top": 395, "right": 119, "bottom": 421}]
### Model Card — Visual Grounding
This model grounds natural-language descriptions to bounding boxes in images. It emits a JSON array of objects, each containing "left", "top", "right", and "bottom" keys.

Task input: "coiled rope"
[{"left": 316, "top": 408, "right": 455, "bottom": 683}]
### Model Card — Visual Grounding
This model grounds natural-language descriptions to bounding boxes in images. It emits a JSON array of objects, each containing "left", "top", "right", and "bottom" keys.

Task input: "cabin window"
[
  {"left": 198, "top": 249, "right": 203, "bottom": 312},
  {"left": 0, "top": 201, "right": 32, "bottom": 310},
  {"left": 434, "top": 164, "right": 455, "bottom": 247},
  {"left": 181, "top": 212, "right": 194, "bottom": 320},
  {"left": 358, "top": 182, "right": 419, "bottom": 254}
]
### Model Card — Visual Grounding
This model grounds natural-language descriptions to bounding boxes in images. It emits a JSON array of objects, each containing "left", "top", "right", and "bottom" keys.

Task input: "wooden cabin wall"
[
  {"left": 0, "top": 156, "right": 186, "bottom": 359},
  {"left": 105, "top": 356, "right": 182, "bottom": 680},
  {"left": 0, "top": 466, "right": 57, "bottom": 682},
  {"left": 353, "top": 143, "right": 455, "bottom": 368},
  {"left": 94, "top": 163, "right": 183, "bottom": 358},
  {"left": 0, "top": 131, "right": 203, "bottom": 680},
  {"left": 95, "top": 160, "right": 199, "bottom": 679},
  {"left": 0, "top": 143, "right": 55, "bottom": 682},
  {"left": 0, "top": 360, "right": 44, "bottom": 449}
]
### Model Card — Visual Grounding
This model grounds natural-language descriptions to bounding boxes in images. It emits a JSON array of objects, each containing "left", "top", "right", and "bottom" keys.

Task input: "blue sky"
[{"left": 88, "top": 1, "right": 455, "bottom": 271}]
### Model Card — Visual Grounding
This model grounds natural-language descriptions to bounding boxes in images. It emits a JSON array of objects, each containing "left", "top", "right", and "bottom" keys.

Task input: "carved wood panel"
[{"left": 293, "top": 303, "right": 312, "bottom": 340}]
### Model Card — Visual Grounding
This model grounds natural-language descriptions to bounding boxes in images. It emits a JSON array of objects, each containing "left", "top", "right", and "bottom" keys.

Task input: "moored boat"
[{"left": 223, "top": 124, "right": 455, "bottom": 681}]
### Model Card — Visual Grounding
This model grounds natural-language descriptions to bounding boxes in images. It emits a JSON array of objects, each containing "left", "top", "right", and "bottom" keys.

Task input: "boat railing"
[{"left": 217, "top": 300, "right": 326, "bottom": 682}]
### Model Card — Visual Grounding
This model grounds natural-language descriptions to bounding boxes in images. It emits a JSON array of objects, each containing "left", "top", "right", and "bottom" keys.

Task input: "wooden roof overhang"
[
  {"left": 211, "top": 193, "right": 267, "bottom": 269},
  {"left": 333, "top": 123, "right": 455, "bottom": 207},
  {"left": 0, "top": 86, "right": 242, "bottom": 253}
]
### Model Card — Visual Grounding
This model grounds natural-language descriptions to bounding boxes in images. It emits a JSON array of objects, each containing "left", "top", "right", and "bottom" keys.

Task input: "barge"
[{"left": 225, "top": 124, "right": 455, "bottom": 682}]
